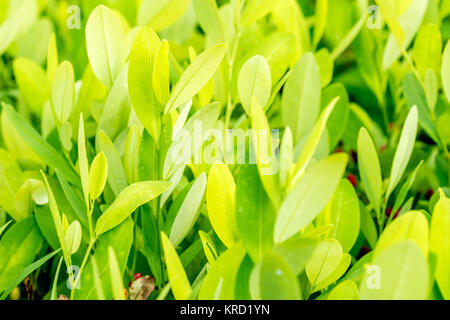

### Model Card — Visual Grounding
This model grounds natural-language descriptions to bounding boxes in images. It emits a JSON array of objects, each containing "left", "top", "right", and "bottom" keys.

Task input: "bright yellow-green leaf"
[
  {"left": 206, "top": 161, "right": 237, "bottom": 248},
  {"left": 430, "top": 195, "right": 450, "bottom": 299},
  {"left": 153, "top": 40, "right": 170, "bottom": 105},
  {"left": 165, "top": 43, "right": 227, "bottom": 114},
  {"left": 375, "top": 211, "right": 429, "bottom": 257},
  {"left": 238, "top": 55, "right": 272, "bottom": 115},
  {"left": 161, "top": 232, "right": 192, "bottom": 300},
  {"left": 137, "top": 0, "right": 190, "bottom": 31},
  {"left": 85, "top": 5, "right": 127, "bottom": 90},
  {"left": 359, "top": 241, "right": 429, "bottom": 300},
  {"left": 95, "top": 181, "right": 170, "bottom": 235},
  {"left": 327, "top": 280, "right": 359, "bottom": 300},
  {"left": 89, "top": 152, "right": 108, "bottom": 200},
  {"left": 358, "top": 127, "right": 383, "bottom": 214}
]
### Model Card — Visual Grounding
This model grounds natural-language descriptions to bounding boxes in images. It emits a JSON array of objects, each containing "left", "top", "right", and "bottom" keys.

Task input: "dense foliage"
[{"left": 0, "top": 0, "right": 449, "bottom": 301}]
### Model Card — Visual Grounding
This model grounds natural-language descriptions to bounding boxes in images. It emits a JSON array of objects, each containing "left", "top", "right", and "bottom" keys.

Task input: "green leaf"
[
  {"left": 78, "top": 114, "right": 89, "bottom": 207},
  {"left": 206, "top": 161, "right": 238, "bottom": 248},
  {"left": 287, "top": 97, "right": 340, "bottom": 192},
  {"left": 240, "top": 0, "right": 280, "bottom": 28},
  {"left": 0, "top": 216, "right": 44, "bottom": 292},
  {"left": 413, "top": 23, "right": 442, "bottom": 76},
  {"left": 95, "top": 181, "right": 170, "bottom": 236},
  {"left": 359, "top": 241, "right": 429, "bottom": 300},
  {"left": 306, "top": 239, "right": 350, "bottom": 293},
  {"left": 153, "top": 40, "right": 170, "bottom": 105},
  {"left": 442, "top": 40, "right": 450, "bottom": 103},
  {"left": 98, "top": 66, "right": 131, "bottom": 142},
  {"left": 161, "top": 232, "right": 192, "bottom": 300},
  {"left": 137, "top": 0, "right": 190, "bottom": 31},
  {"left": 319, "top": 179, "right": 360, "bottom": 252},
  {"left": 164, "top": 43, "right": 227, "bottom": 114},
  {"left": 236, "top": 165, "right": 276, "bottom": 262},
  {"left": 1, "top": 103, "right": 79, "bottom": 185},
  {"left": 198, "top": 243, "right": 246, "bottom": 300},
  {"left": 13, "top": 57, "right": 49, "bottom": 115},
  {"left": 275, "top": 153, "right": 348, "bottom": 243},
  {"left": 250, "top": 251, "right": 301, "bottom": 300},
  {"left": 163, "top": 102, "right": 220, "bottom": 179},
  {"left": 359, "top": 202, "right": 378, "bottom": 249},
  {"left": 375, "top": 211, "right": 429, "bottom": 257},
  {"left": 273, "top": 235, "right": 317, "bottom": 276},
  {"left": 85, "top": 5, "right": 127, "bottom": 90},
  {"left": 108, "top": 247, "right": 126, "bottom": 300},
  {"left": 0, "top": 148, "right": 24, "bottom": 221},
  {"left": 250, "top": 99, "right": 280, "bottom": 208},
  {"left": 313, "top": 0, "right": 328, "bottom": 49},
  {"left": 282, "top": 52, "right": 321, "bottom": 143},
  {"left": 64, "top": 220, "right": 82, "bottom": 255},
  {"left": 321, "top": 83, "right": 349, "bottom": 149},
  {"left": 279, "top": 127, "right": 293, "bottom": 187},
  {"left": 128, "top": 27, "right": 162, "bottom": 141},
  {"left": 327, "top": 280, "right": 359, "bottom": 300},
  {"left": 169, "top": 173, "right": 206, "bottom": 246},
  {"left": 386, "top": 106, "right": 418, "bottom": 200},
  {"left": 238, "top": 55, "right": 272, "bottom": 115},
  {"left": 1, "top": 248, "right": 60, "bottom": 300},
  {"left": 74, "top": 218, "right": 133, "bottom": 299},
  {"left": 358, "top": 127, "right": 383, "bottom": 214},
  {"left": 89, "top": 152, "right": 108, "bottom": 200},
  {"left": 0, "top": 221, "right": 11, "bottom": 237},
  {"left": 192, "top": 0, "right": 226, "bottom": 43},
  {"left": 430, "top": 195, "right": 450, "bottom": 299},
  {"left": 98, "top": 130, "right": 128, "bottom": 196},
  {"left": 51, "top": 61, "right": 74, "bottom": 123},
  {"left": 403, "top": 73, "right": 441, "bottom": 145},
  {"left": 381, "top": 0, "right": 428, "bottom": 70}
]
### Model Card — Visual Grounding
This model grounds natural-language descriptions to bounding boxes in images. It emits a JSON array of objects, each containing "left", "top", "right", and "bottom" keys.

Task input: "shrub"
[{"left": 0, "top": 0, "right": 449, "bottom": 301}]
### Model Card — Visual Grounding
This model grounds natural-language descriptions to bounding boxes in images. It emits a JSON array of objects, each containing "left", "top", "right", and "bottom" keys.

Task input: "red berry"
[
  {"left": 360, "top": 246, "right": 370, "bottom": 256},
  {"left": 347, "top": 174, "right": 357, "bottom": 188},
  {"left": 385, "top": 207, "right": 392, "bottom": 217},
  {"left": 425, "top": 189, "right": 434, "bottom": 200},
  {"left": 134, "top": 273, "right": 143, "bottom": 281}
]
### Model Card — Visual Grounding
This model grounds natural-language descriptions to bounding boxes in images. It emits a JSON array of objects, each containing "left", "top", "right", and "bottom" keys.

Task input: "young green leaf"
[
  {"left": 89, "top": 152, "right": 108, "bottom": 200},
  {"left": 108, "top": 247, "right": 126, "bottom": 300},
  {"left": 153, "top": 40, "right": 170, "bottom": 105},
  {"left": 282, "top": 52, "right": 321, "bottom": 143},
  {"left": 85, "top": 5, "right": 127, "bottom": 90},
  {"left": 161, "top": 232, "right": 192, "bottom": 300},
  {"left": 320, "top": 179, "right": 360, "bottom": 252},
  {"left": 137, "top": 0, "right": 190, "bottom": 31},
  {"left": 164, "top": 43, "right": 227, "bottom": 114},
  {"left": 198, "top": 243, "right": 246, "bottom": 300},
  {"left": 374, "top": 211, "right": 429, "bottom": 258},
  {"left": 359, "top": 241, "right": 429, "bottom": 300},
  {"left": 327, "top": 280, "right": 359, "bottom": 300},
  {"left": 386, "top": 106, "right": 418, "bottom": 201},
  {"left": 0, "top": 217, "right": 44, "bottom": 292},
  {"left": 206, "top": 161, "right": 238, "bottom": 248},
  {"left": 430, "top": 195, "right": 450, "bottom": 299},
  {"left": 275, "top": 153, "right": 348, "bottom": 243},
  {"left": 358, "top": 127, "right": 383, "bottom": 214},
  {"left": 238, "top": 55, "right": 272, "bottom": 115},
  {"left": 95, "top": 181, "right": 170, "bottom": 236},
  {"left": 250, "top": 252, "right": 301, "bottom": 300},
  {"left": 236, "top": 165, "right": 276, "bottom": 262},
  {"left": 169, "top": 173, "right": 206, "bottom": 246},
  {"left": 128, "top": 27, "right": 162, "bottom": 141},
  {"left": 51, "top": 61, "right": 74, "bottom": 123}
]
